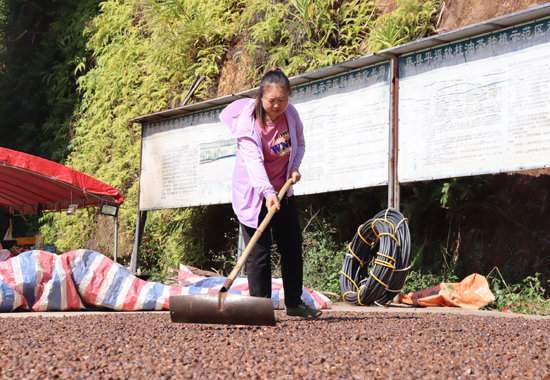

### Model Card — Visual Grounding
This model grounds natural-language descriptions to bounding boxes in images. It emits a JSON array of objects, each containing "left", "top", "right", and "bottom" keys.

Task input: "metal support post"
[
  {"left": 388, "top": 56, "right": 400, "bottom": 211},
  {"left": 388, "top": 56, "right": 401, "bottom": 303},
  {"left": 130, "top": 211, "right": 148, "bottom": 274},
  {"left": 130, "top": 213, "right": 140, "bottom": 274},
  {"left": 114, "top": 216, "right": 118, "bottom": 263}
]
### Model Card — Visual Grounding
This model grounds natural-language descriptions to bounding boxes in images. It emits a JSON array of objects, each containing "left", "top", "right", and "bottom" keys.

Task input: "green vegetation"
[
  {"left": 301, "top": 214, "right": 346, "bottom": 296},
  {"left": 0, "top": 0, "right": 102, "bottom": 161},
  {"left": 242, "top": 0, "right": 376, "bottom": 78},
  {"left": 366, "top": 0, "right": 441, "bottom": 51},
  {"left": 483, "top": 269, "right": 550, "bottom": 315}
]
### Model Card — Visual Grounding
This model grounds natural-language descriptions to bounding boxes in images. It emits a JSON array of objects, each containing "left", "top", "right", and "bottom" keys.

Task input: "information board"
[
  {"left": 399, "top": 17, "right": 550, "bottom": 182},
  {"left": 139, "top": 62, "right": 391, "bottom": 210},
  {"left": 140, "top": 107, "right": 235, "bottom": 210},
  {"left": 291, "top": 62, "right": 390, "bottom": 195}
]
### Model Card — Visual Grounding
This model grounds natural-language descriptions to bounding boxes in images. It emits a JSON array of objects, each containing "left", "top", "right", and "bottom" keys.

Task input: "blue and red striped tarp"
[
  {"left": 0, "top": 250, "right": 331, "bottom": 312},
  {"left": 178, "top": 265, "right": 331, "bottom": 310}
]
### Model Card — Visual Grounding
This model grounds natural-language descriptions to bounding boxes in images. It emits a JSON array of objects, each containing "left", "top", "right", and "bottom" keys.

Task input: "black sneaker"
[{"left": 285, "top": 302, "right": 322, "bottom": 319}]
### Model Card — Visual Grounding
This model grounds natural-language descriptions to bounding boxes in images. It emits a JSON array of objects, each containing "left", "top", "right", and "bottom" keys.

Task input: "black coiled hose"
[{"left": 340, "top": 208, "right": 411, "bottom": 306}]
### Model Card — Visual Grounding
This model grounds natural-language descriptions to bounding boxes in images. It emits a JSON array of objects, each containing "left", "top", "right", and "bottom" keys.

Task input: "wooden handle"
[{"left": 221, "top": 178, "right": 294, "bottom": 292}]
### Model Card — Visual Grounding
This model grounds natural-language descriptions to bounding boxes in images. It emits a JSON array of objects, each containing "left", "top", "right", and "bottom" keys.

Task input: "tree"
[{"left": 0, "top": 0, "right": 100, "bottom": 162}]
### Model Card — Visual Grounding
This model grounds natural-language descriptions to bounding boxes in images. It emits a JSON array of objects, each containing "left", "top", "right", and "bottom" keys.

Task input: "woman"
[{"left": 220, "top": 67, "right": 321, "bottom": 319}]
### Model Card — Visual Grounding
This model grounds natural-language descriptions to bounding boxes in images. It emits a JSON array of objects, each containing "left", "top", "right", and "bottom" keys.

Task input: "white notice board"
[
  {"left": 291, "top": 62, "right": 390, "bottom": 195},
  {"left": 399, "top": 17, "right": 550, "bottom": 182},
  {"left": 139, "top": 62, "right": 391, "bottom": 211},
  {"left": 140, "top": 107, "right": 235, "bottom": 210}
]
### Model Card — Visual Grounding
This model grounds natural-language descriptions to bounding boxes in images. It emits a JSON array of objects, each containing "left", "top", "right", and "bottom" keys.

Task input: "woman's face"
[{"left": 261, "top": 85, "right": 289, "bottom": 122}]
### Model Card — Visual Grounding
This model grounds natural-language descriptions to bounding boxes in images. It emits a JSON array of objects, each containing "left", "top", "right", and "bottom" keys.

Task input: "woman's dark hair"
[{"left": 253, "top": 67, "right": 291, "bottom": 130}]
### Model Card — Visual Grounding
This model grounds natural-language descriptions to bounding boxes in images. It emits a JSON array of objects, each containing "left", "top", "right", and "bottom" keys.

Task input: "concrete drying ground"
[
  {"left": 1, "top": 304, "right": 549, "bottom": 379},
  {"left": 2, "top": 303, "right": 548, "bottom": 320}
]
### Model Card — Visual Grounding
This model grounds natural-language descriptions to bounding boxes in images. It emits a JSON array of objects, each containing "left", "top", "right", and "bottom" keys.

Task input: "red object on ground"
[{"left": 0, "top": 148, "right": 123, "bottom": 214}]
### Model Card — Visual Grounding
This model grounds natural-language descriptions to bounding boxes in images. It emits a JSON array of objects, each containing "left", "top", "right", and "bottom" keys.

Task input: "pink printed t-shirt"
[{"left": 256, "top": 113, "right": 291, "bottom": 193}]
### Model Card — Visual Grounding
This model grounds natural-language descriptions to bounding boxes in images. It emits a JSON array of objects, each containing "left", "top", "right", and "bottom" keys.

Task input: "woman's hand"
[
  {"left": 266, "top": 195, "right": 280, "bottom": 211},
  {"left": 290, "top": 168, "right": 301, "bottom": 184}
]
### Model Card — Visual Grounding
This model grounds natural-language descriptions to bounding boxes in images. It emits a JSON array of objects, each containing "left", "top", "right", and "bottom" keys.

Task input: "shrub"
[
  {"left": 301, "top": 214, "right": 347, "bottom": 296},
  {"left": 484, "top": 269, "right": 550, "bottom": 315}
]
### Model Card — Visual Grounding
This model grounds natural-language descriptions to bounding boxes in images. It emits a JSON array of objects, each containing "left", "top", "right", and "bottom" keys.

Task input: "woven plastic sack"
[{"left": 400, "top": 273, "right": 495, "bottom": 309}]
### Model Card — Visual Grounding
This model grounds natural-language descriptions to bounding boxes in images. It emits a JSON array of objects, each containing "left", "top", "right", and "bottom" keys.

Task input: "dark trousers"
[{"left": 241, "top": 195, "right": 303, "bottom": 308}]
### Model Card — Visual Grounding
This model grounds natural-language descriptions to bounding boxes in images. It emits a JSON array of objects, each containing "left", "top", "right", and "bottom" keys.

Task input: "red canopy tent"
[{"left": 0, "top": 148, "right": 123, "bottom": 214}]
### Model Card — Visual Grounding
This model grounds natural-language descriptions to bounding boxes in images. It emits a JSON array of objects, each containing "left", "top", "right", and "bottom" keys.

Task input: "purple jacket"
[{"left": 219, "top": 98, "right": 306, "bottom": 228}]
